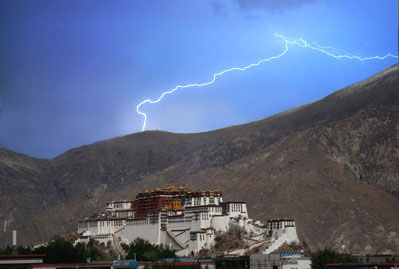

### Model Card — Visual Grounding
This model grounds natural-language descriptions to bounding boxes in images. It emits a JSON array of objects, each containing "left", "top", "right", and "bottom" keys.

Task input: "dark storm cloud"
[
  {"left": 211, "top": 0, "right": 319, "bottom": 17},
  {"left": 232, "top": 0, "right": 318, "bottom": 11}
]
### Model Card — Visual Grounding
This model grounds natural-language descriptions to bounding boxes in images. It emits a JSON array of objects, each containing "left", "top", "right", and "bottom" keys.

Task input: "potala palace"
[{"left": 76, "top": 186, "right": 299, "bottom": 256}]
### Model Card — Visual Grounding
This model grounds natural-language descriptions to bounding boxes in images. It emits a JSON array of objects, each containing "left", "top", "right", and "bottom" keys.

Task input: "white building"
[
  {"left": 76, "top": 186, "right": 298, "bottom": 256},
  {"left": 263, "top": 219, "right": 299, "bottom": 254},
  {"left": 283, "top": 257, "right": 312, "bottom": 269}
]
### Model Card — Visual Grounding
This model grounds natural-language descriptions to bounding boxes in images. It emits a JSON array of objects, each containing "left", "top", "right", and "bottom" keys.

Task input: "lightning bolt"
[{"left": 136, "top": 34, "right": 398, "bottom": 131}]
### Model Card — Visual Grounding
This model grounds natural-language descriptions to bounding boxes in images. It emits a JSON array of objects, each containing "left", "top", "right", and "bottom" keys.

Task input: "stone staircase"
[
  {"left": 166, "top": 229, "right": 187, "bottom": 250},
  {"left": 112, "top": 233, "right": 126, "bottom": 259}
]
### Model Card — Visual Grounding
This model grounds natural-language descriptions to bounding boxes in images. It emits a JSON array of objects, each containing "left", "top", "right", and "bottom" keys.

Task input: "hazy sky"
[{"left": 0, "top": 0, "right": 397, "bottom": 158}]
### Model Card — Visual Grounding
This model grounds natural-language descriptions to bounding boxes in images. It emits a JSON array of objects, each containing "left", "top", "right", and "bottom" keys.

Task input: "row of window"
[
  {"left": 267, "top": 221, "right": 295, "bottom": 229},
  {"left": 208, "top": 207, "right": 222, "bottom": 213},
  {"left": 93, "top": 235, "right": 111, "bottom": 240},
  {"left": 80, "top": 220, "right": 127, "bottom": 228},
  {"left": 199, "top": 234, "right": 207, "bottom": 241},
  {"left": 108, "top": 202, "right": 131, "bottom": 209},
  {"left": 112, "top": 212, "right": 134, "bottom": 218},
  {"left": 187, "top": 197, "right": 222, "bottom": 206},
  {"left": 127, "top": 219, "right": 150, "bottom": 226},
  {"left": 168, "top": 217, "right": 191, "bottom": 224},
  {"left": 230, "top": 203, "right": 243, "bottom": 212},
  {"left": 190, "top": 233, "right": 209, "bottom": 241}
]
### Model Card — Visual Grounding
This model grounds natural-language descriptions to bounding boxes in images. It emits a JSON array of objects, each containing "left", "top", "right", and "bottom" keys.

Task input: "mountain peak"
[{"left": 1, "top": 65, "right": 398, "bottom": 253}]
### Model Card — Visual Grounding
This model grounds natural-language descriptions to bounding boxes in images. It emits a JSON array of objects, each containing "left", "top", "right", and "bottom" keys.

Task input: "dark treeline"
[
  {"left": 0, "top": 237, "right": 116, "bottom": 263},
  {"left": 122, "top": 238, "right": 177, "bottom": 262},
  {"left": 0, "top": 237, "right": 176, "bottom": 264},
  {"left": 311, "top": 248, "right": 358, "bottom": 269},
  {"left": 1, "top": 237, "right": 357, "bottom": 268}
]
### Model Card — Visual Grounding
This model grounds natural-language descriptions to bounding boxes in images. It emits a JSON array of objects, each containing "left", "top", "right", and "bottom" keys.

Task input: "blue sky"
[{"left": 0, "top": 0, "right": 397, "bottom": 158}]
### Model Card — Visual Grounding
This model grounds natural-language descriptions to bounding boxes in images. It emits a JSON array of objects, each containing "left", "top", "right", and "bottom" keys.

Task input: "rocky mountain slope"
[{"left": 1, "top": 64, "right": 398, "bottom": 253}]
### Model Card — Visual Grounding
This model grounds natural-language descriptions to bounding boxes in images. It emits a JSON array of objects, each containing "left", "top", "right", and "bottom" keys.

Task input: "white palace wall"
[
  {"left": 211, "top": 215, "right": 230, "bottom": 232},
  {"left": 121, "top": 219, "right": 161, "bottom": 245}
]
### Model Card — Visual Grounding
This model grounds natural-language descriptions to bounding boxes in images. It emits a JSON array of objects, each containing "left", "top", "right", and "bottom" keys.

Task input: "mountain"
[{"left": 1, "top": 64, "right": 398, "bottom": 253}]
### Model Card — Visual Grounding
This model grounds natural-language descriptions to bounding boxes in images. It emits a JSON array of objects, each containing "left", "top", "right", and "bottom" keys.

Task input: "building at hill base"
[{"left": 75, "top": 186, "right": 299, "bottom": 256}]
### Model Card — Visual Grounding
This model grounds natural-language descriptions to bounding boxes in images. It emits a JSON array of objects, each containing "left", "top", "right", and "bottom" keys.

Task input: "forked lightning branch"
[{"left": 136, "top": 34, "right": 398, "bottom": 131}]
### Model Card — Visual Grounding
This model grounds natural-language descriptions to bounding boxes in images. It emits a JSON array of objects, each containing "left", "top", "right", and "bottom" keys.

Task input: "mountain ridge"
[{"left": 0, "top": 64, "right": 398, "bottom": 253}]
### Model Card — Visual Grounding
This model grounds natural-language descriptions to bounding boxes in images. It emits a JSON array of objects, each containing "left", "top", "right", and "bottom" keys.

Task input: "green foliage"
[
  {"left": 0, "top": 237, "right": 114, "bottom": 264},
  {"left": 311, "top": 248, "right": 357, "bottom": 269},
  {"left": 0, "top": 245, "right": 32, "bottom": 255},
  {"left": 84, "top": 239, "right": 109, "bottom": 261},
  {"left": 122, "top": 238, "right": 176, "bottom": 262},
  {"left": 34, "top": 237, "right": 86, "bottom": 264},
  {"left": 267, "top": 230, "right": 273, "bottom": 237}
]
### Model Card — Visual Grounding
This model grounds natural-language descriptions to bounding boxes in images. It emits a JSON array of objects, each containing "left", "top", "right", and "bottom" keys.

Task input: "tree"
[
  {"left": 0, "top": 246, "right": 14, "bottom": 255},
  {"left": 122, "top": 238, "right": 176, "bottom": 262},
  {"left": 0, "top": 246, "right": 32, "bottom": 255},
  {"left": 84, "top": 239, "right": 108, "bottom": 261},
  {"left": 0, "top": 237, "right": 115, "bottom": 263},
  {"left": 311, "top": 248, "right": 357, "bottom": 269},
  {"left": 33, "top": 237, "right": 86, "bottom": 264},
  {"left": 267, "top": 230, "right": 273, "bottom": 237}
]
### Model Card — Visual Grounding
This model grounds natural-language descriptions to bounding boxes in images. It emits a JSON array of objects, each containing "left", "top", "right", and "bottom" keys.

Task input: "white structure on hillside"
[
  {"left": 263, "top": 219, "right": 299, "bottom": 254},
  {"left": 76, "top": 186, "right": 298, "bottom": 256}
]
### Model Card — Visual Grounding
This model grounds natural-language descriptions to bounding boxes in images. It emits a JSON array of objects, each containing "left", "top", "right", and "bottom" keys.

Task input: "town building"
[{"left": 0, "top": 254, "right": 45, "bottom": 269}]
